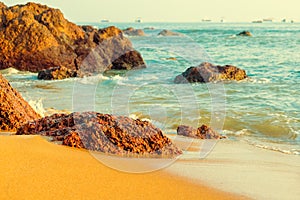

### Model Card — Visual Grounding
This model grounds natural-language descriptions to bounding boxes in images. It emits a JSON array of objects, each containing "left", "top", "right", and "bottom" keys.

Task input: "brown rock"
[
  {"left": 174, "top": 62, "right": 247, "bottom": 83},
  {"left": 17, "top": 112, "right": 182, "bottom": 157},
  {"left": 110, "top": 51, "right": 146, "bottom": 70},
  {"left": 0, "top": 3, "right": 146, "bottom": 79},
  {"left": 37, "top": 66, "right": 77, "bottom": 80},
  {"left": 0, "top": 74, "right": 40, "bottom": 131},
  {"left": 177, "top": 124, "right": 227, "bottom": 139},
  {"left": 158, "top": 30, "right": 182, "bottom": 36},
  {"left": 123, "top": 27, "right": 146, "bottom": 36},
  {"left": 237, "top": 31, "right": 252, "bottom": 37}
]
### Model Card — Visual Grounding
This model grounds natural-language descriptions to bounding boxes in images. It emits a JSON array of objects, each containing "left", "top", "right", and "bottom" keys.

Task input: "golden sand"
[{"left": 0, "top": 136, "right": 244, "bottom": 200}]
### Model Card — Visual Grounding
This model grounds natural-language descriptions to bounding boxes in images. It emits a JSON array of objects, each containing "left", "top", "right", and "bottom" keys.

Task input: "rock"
[
  {"left": 37, "top": 66, "right": 77, "bottom": 80},
  {"left": 158, "top": 30, "right": 182, "bottom": 36},
  {"left": 110, "top": 51, "right": 146, "bottom": 70},
  {"left": 237, "top": 31, "right": 252, "bottom": 36},
  {"left": 177, "top": 125, "right": 227, "bottom": 139},
  {"left": 123, "top": 27, "right": 146, "bottom": 36},
  {"left": 16, "top": 112, "right": 182, "bottom": 157},
  {"left": 144, "top": 27, "right": 155, "bottom": 30},
  {"left": 0, "top": 2, "right": 146, "bottom": 79},
  {"left": 74, "top": 26, "right": 146, "bottom": 75},
  {"left": 174, "top": 62, "right": 247, "bottom": 83},
  {"left": 0, "top": 74, "right": 40, "bottom": 131},
  {"left": 166, "top": 57, "right": 177, "bottom": 61}
]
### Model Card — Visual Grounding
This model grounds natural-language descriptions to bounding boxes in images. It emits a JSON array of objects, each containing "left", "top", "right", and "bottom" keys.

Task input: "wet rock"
[
  {"left": 158, "top": 30, "right": 182, "bottom": 36},
  {"left": 237, "top": 31, "right": 252, "bottom": 36},
  {"left": 37, "top": 66, "right": 77, "bottom": 80},
  {"left": 177, "top": 125, "right": 227, "bottom": 139},
  {"left": 174, "top": 62, "right": 247, "bottom": 83},
  {"left": 110, "top": 51, "right": 146, "bottom": 70},
  {"left": 0, "top": 74, "right": 40, "bottom": 131},
  {"left": 123, "top": 27, "right": 146, "bottom": 36},
  {"left": 0, "top": 3, "right": 146, "bottom": 79},
  {"left": 17, "top": 112, "right": 182, "bottom": 157}
]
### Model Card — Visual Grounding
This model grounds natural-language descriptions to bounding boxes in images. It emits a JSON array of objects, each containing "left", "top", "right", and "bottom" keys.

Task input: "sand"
[
  {"left": 168, "top": 139, "right": 300, "bottom": 200},
  {"left": 0, "top": 135, "right": 245, "bottom": 200}
]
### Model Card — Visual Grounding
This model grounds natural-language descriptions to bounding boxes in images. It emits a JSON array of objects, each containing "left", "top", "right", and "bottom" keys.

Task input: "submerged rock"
[
  {"left": 177, "top": 125, "right": 226, "bottom": 139},
  {"left": 174, "top": 62, "right": 247, "bottom": 83},
  {"left": 0, "top": 74, "right": 40, "bottom": 131},
  {"left": 237, "top": 31, "right": 252, "bottom": 37},
  {"left": 158, "top": 30, "right": 182, "bottom": 36},
  {"left": 123, "top": 27, "right": 146, "bottom": 36},
  {"left": 0, "top": 2, "right": 145, "bottom": 79},
  {"left": 17, "top": 112, "right": 182, "bottom": 157}
]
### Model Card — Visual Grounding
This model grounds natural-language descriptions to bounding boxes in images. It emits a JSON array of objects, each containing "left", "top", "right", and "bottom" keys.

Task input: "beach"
[
  {"left": 1, "top": 135, "right": 299, "bottom": 199},
  {"left": 0, "top": 2, "right": 299, "bottom": 199},
  {"left": 0, "top": 135, "right": 246, "bottom": 200}
]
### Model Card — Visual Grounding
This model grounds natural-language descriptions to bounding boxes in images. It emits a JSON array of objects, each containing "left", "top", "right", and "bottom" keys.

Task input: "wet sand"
[
  {"left": 168, "top": 139, "right": 300, "bottom": 200},
  {"left": 0, "top": 136, "right": 245, "bottom": 200}
]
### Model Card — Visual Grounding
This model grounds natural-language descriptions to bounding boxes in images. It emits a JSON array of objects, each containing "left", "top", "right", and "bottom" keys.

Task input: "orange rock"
[
  {"left": 0, "top": 74, "right": 41, "bottom": 131},
  {"left": 0, "top": 3, "right": 145, "bottom": 77}
]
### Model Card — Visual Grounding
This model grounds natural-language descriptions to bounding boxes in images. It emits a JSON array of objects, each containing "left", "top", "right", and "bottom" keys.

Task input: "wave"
[
  {"left": 28, "top": 98, "right": 47, "bottom": 117},
  {"left": 246, "top": 140, "right": 300, "bottom": 155}
]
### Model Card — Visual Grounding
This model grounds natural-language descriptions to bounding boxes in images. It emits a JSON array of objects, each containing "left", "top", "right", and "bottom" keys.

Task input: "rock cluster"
[
  {"left": 17, "top": 112, "right": 182, "bottom": 157},
  {"left": 174, "top": 62, "right": 247, "bottom": 83},
  {"left": 158, "top": 30, "right": 182, "bottom": 36},
  {"left": 123, "top": 27, "right": 146, "bottom": 36},
  {"left": 0, "top": 74, "right": 40, "bottom": 131},
  {"left": 0, "top": 3, "right": 146, "bottom": 80},
  {"left": 177, "top": 125, "right": 227, "bottom": 139}
]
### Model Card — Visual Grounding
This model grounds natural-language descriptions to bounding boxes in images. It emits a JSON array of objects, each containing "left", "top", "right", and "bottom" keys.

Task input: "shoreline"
[
  {"left": 169, "top": 140, "right": 300, "bottom": 200},
  {"left": 0, "top": 135, "right": 246, "bottom": 200}
]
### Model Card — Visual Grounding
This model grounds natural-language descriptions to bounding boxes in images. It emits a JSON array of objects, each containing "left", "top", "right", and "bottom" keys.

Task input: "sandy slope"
[{"left": 0, "top": 136, "right": 244, "bottom": 200}]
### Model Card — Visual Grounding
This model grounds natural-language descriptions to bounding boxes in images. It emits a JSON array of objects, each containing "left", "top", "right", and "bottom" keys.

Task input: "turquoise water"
[{"left": 2, "top": 22, "right": 300, "bottom": 154}]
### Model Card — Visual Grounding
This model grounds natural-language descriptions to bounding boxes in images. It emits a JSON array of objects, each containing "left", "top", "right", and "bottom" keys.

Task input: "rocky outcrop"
[
  {"left": 37, "top": 66, "right": 77, "bottom": 80},
  {"left": 177, "top": 125, "right": 226, "bottom": 139},
  {"left": 16, "top": 112, "right": 182, "bottom": 157},
  {"left": 0, "top": 74, "right": 40, "bottom": 131},
  {"left": 237, "top": 31, "right": 252, "bottom": 36},
  {"left": 123, "top": 27, "right": 146, "bottom": 36},
  {"left": 158, "top": 30, "right": 182, "bottom": 36},
  {"left": 174, "top": 62, "right": 247, "bottom": 83},
  {"left": 0, "top": 2, "right": 145, "bottom": 79}
]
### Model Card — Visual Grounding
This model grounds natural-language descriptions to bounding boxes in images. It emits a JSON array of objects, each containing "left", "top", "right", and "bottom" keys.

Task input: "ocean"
[{"left": 2, "top": 22, "right": 299, "bottom": 155}]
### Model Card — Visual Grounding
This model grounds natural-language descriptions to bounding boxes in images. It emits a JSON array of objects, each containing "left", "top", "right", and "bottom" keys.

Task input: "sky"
[{"left": 2, "top": 0, "right": 300, "bottom": 22}]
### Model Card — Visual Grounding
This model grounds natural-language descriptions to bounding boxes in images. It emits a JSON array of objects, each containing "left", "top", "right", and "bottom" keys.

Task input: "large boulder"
[
  {"left": 0, "top": 74, "right": 40, "bottom": 131},
  {"left": 0, "top": 3, "right": 145, "bottom": 79},
  {"left": 174, "top": 62, "right": 247, "bottom": 83},
  {"left": 16, "top": 112, "right": 182, "bottom": 157},
  {"left": 177, "top": 125, "right": 226, "bottom": 139},
  {"left": 123, "top": 27, "right": 146, "bottom": 36}
]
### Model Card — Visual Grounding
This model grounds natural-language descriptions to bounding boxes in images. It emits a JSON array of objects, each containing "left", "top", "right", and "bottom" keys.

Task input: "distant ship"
[
  {"left": 135, "top": 18, "right": 142, "bottom": 23},
  {"left": 202, "top": 19, "right": 212, "bottom": 22},
  {"left": 263, "top": 18, "right": 273, "bottom": 22},
  {"left": 282, "top": 19, "right": 287, "bottom": 23},
  {"left": 101, "top": 19, "right": 110, "bottom": 23},
  {"left": 252, "top": 20, "right": 263, "bottom": 23}
]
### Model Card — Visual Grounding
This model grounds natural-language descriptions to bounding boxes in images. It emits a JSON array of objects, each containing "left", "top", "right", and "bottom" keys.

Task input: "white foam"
[{"left": 28, "top": 98, "right": 47, "bottom": 117}]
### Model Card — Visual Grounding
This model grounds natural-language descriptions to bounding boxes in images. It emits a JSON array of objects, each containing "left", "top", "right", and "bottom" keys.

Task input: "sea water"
[{"left": 2, "top": 22, "right": 299, "bottom": 155}]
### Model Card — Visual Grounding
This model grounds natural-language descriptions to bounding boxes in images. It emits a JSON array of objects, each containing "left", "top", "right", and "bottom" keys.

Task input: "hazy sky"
[{"left": 2, "top": 0, "right": 300, "bottom": 22}]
